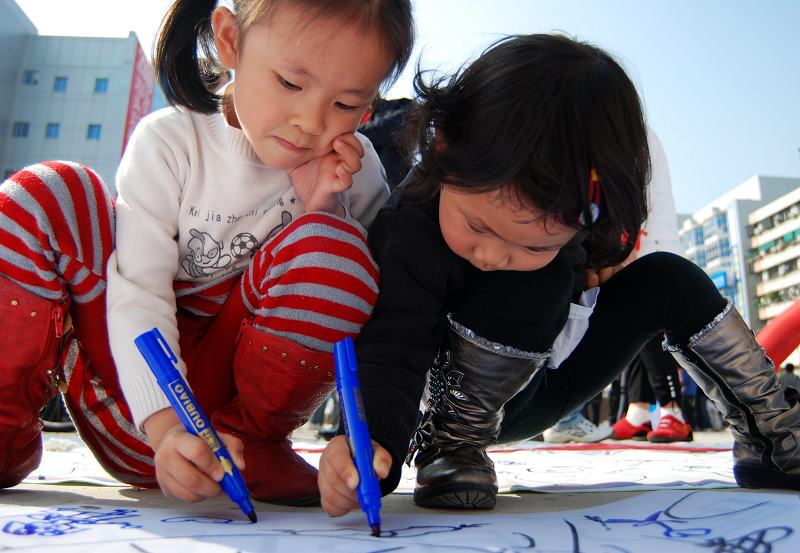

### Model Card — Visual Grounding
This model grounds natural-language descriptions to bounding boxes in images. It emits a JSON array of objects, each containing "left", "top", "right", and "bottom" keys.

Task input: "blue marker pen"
[
  {"left": 334, "top": 337, "right": 382, "bottom": 537},
  {"left": 134, "top": 328, "right": 257, "bottom": 523}
]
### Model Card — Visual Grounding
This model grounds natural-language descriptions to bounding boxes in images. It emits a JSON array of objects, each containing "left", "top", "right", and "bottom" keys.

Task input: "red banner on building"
[{"left": 122, "top": 41, "right": 154, "bottom": 155}]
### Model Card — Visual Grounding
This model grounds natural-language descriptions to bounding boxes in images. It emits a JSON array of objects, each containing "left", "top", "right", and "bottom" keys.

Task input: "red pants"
[{"left": 0, "top": 161, "right": 378, "bottom": 486}]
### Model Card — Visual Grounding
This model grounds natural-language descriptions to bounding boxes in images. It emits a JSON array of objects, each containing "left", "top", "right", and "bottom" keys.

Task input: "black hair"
[
  {"left": 154, "top": 0, "right": 414, "bottom": 114},
  {"left": 405, "top": 33, "right": 650, "bottom": 268}
]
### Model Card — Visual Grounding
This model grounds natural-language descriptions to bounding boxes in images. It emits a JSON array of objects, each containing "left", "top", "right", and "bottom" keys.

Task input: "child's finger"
[
  {"left": 319, "top": 437, "right": 361, "bottom": 516},
  {"left": 585, "top": 269, "right": 599, "bottom": 289},
  {"left": 333, "top": 137, "right": 365, "bottom": 174},
  {"left": 159, "top": 471, "right": 206, "bottom": 503},
  {"left": 159, "top": 452, "right": 219, "bottom": 502},
  {"left": 174, "top": 434, "right": 227, "bottom": 492},
  {"left": 334, "top": 164, "right": 354, "bottom": 192},
  {"left": 320, "top": 484, "right": 360, "bottom": 516},
  {"left": 334, "top": 133, "right": 364, "bottom": 158},
  {"left": 327, "top": 436, "right": 360, "bottom": 488},
  {"left": 372, "top": 442, "right": 392, "bottom": 479},
  {"left": 318, "top": 463, "right": 360, "bottom": 516},
  {"left": 596, "top": 266, "right": 615, "bottom": 285},
  {"left": 219, "top": 432, "right": 246, "bottom": 471}
]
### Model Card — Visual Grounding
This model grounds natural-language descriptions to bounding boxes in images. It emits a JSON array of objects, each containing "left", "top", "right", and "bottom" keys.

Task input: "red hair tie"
[
  {"left": 579, "top": 168, "right": 602, "bottom": 225},
  {"left": 358, "top": 110, "right": 373, "bottom": 126}
]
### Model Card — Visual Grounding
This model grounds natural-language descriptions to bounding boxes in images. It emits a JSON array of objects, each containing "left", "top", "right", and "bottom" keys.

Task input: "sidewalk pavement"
[{"left": 4, "top": 428, "right": 775, "bottom": 517}]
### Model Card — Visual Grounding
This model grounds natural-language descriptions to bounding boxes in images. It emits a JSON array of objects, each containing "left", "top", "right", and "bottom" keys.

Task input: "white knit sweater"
[{"left": 106, "top": 106, "right": 389, "bottom": 429}]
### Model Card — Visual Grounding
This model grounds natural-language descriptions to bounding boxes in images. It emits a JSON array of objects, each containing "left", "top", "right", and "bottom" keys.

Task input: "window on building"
[
  {"left": 53, "top": 76, "right": 68, "bottom": 92},
  {"left": 12, "top": 121, "right": 30, "bottom": 138},
  {"left": 692, "top": 227, "right": 704, "bottom": 246},
  {"left": 94, "top": 78, "right": 109, "bottom": 93},
  {"left": 22, "top": 70, "right": 39, "bottom": 85},
  {"left": 719, "top": 238, "right": 731, "bottom": 258},
  {"left": 87, "top": 124, "right": 102, "bottom": 140},
  {"left": 706, "top": 244, "right": 720, "bottom": 263},
  {"left": 45, "top": 123, "right": 60, "bottom": 139},
  {"left": 714, "top": 214, "right": 728, "bottom": 233}
]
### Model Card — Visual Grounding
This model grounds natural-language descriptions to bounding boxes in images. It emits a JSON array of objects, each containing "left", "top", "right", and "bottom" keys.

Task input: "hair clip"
[
  {"left": 359, "top": 110, "right": 373, "bottom": 126},
  {"left": 578, "top": 168, "right": 602, "bottom": 226}
]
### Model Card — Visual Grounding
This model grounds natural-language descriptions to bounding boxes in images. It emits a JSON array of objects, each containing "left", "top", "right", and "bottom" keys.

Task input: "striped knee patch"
[
  {"left": 243, "top": 213, "right": 379, "bottom": 352},
  {"left": 0, "top": 162, "right": 114, "bottom": 303}
]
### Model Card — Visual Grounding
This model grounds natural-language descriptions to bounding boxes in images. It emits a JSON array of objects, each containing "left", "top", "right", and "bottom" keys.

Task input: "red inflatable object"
[{"left": 755, "top": 299, "right": 800, "bottom": 369}]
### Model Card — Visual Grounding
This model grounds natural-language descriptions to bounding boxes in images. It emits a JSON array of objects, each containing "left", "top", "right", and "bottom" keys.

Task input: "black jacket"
[{"left": 355, "top": 189, "right": 587, "bottom": 493}]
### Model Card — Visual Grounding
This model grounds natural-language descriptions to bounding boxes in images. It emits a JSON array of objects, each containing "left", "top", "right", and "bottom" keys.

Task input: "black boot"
[
  {"left": 666, "top": 302, "right": 800, "bottom": 490},
  {"left": 408, "top": 315, "right": 549, "bottom": 509}
]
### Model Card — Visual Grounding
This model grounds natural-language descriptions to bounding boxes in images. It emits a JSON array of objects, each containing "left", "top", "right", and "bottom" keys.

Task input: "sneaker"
[
  {"left": 543, "top": 414, "right": 613, "bottom": 443},
  {"left": 611, "top": 417, "right": 652, "bottom": 440},
  {"left": 647, "top": 414, "right": 693, "bottom": 443}
]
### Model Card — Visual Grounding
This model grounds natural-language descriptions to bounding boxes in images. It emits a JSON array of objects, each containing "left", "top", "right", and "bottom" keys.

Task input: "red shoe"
[
  {"left": 611, "top": 417, "right": 652, "bottom": 440},
  {"left": 647, "top": 415, "right": 694, "bottom": 443}
]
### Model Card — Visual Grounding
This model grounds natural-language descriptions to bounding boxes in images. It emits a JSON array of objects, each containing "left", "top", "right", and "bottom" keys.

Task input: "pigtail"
[{"left": 154, "top": 0, "right": 223, "bottom": 114}]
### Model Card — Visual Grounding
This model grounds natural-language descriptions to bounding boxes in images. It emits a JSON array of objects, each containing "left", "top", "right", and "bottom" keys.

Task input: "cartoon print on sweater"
[
  {"left": 182, "top": 228, "right": 232, "bottom": 277},
  {"left": 230, "top": 232, "right": 259, "bottom": 259},
  {"left": 265, "top": 211, "right": 293, "bottom": 243}
]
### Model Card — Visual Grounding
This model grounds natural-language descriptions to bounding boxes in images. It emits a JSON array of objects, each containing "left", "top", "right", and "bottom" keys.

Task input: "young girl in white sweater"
[{"left": 0, "top": 0, "right": 413, "bottom": 507}]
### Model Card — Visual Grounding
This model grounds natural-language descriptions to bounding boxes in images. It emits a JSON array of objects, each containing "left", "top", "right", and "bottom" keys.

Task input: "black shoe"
[
  {"left": 40, "top": 394, "right": 75, "bottom": 432},
  {"left": 413, "top": 445, "right": 498, "bottom": 509}
]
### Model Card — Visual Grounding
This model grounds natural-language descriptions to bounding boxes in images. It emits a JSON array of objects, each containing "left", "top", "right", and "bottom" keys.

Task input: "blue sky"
[{"left": 16, "top": 0, "right": 800, "bottom": 214}]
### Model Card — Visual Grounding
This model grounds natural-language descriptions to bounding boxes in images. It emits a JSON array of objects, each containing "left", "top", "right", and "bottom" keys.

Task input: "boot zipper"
[
  {"left": 52, "top": 304, "right": 64, "bottom": 338},
  {"left": 686, "top": 348, "right": 779, "bottom": 470},
  {"left": 20, "top": 304, "right": 64, "bottom": 423},
  {"left": 235, "top": 319, "right": 248, "bottom": 343}
]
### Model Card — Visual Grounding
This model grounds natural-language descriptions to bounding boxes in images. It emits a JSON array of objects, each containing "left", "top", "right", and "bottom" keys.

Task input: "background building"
[
  {"left": 0, "top": 0, "right": 37, "bottom": 164},
  {"left": 679, "top": 176, "right": 800, "bottom": 331},
  {"left": 749, "top": 186, "right": 800, "bottom": 335},
  {"left": 0, "top": 0, "right": 157, "bottom": 195}
]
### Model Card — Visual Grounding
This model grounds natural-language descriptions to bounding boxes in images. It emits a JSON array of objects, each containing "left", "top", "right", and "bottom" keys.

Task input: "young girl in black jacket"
[{"left": 318, "top": 33, "right": 800, "bottom": 512}]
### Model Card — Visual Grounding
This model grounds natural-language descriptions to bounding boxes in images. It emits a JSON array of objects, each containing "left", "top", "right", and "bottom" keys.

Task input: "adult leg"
[
  {"left": 610, "top": 351, "right": 654, "bottom": 440},
  {"left": 212, "top": 213, "right": 379, "bottom": 505},
  {"left": 640, "top": 337, "right": 693, "bottom": 442},
  {"left": 542, "top": 406, "right": 612, "bottom": 443},
  {"left": 0, "top": 162, "right": 154, "bottom": 487}
]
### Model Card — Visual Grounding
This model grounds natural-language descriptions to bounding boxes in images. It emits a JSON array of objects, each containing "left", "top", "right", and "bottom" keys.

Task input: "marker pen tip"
[
  {"left": 247, "top": 511, "right": 258, "bottom": 523},
  {"left": 371, "top": 523, "right": 381, "bottom": 537}
]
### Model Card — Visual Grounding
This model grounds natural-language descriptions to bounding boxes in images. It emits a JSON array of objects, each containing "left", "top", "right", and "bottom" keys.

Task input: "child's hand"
[
  {"left": 586, "top": 266, "right": 620, "bottom": 288},
  {"left": 586, "top": 248, "right": 638, "bottom": 288},
  {"left": 288, "top": 133, "right": 365, "bottom": 215},
  {"left": 318, "top": 435, "right": 392, "bottom": 517},
  {"left": 144, "top": 408, "right": 245, "bottom": 503}
]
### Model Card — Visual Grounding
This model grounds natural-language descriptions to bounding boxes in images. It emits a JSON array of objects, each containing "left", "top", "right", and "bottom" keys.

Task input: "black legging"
[
  {"left": 496, "top": 252, "right": 726, "bottom": 442},
  {"left": 623, "top": 335, "right": 684, "bottom": 410}
]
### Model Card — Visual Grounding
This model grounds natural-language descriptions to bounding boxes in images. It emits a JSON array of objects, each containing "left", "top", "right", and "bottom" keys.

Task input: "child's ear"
[{"left": 212, "top": 7, "right": 239, "bottom": 69}]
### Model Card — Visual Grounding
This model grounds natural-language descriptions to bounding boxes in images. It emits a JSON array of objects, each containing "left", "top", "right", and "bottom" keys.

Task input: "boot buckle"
[{"left": 406, "top": 412, "right": 436, "bottom": 466}]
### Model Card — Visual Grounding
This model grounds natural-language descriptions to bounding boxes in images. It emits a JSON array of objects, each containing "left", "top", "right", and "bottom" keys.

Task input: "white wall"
[
  {"left": 0, "top": 0, "right": 37, "bottom": 161},
  {"left": 2, "top": 34, "right": 137, "bottom": 189}
]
